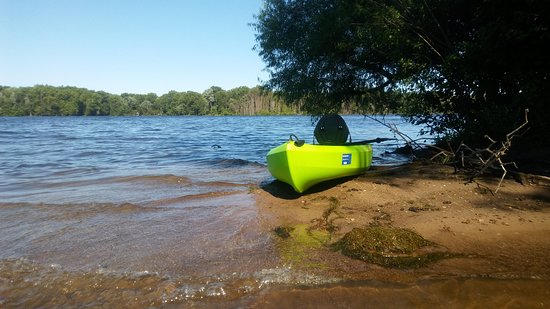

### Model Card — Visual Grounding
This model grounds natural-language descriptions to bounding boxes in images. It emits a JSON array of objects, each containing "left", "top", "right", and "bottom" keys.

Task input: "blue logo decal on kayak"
[{"left": 342, "top": 153, "right": 352, "bottom": 165}]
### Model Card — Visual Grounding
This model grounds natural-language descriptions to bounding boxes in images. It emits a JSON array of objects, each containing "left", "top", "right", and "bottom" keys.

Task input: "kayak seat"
[{"left": 314, "top": 114, "right": 350, "bottom": 145}]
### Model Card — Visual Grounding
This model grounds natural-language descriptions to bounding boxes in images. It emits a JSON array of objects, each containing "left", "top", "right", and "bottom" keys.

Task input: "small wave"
[
  {"left": 0, "top": 202, "right": 33, "bottom": 210},
  {"left": 197, "top": 180, "right": 254, "bottom": 187},
  {"left": 146, "top": 190, "right": 244, "bottom": 207},
  {"left": 0, "top": 201, "right": 158, "bottom": 219},
  {"left": 50, "top": 167, "right": 100, "bottom": 177},
  {"left": 113, "top": 174, "right": 192, "bottom": 185},
  {"left": 0, "top": 175, "right": 185, "bottom": 195},
  {"left": 69, "top": 151, "right": 105, "bottom": 157},
  {"left": 79, "top": 201, "right": 159, "bottom": 214},
  {"left": 111, "top": 202, "right": 152, "bottom": 213},
  {"left": 208, "top": 158, "right": 265, "bottom": 168},
  {"left": 0, "top": 259, "right": 340, "bottom": 308},
  {"left": 42, "top": 174, "right": 192, "bottom": 188},
  {"left": 15, "top": 162, "right": 61, "bottom": 169}
]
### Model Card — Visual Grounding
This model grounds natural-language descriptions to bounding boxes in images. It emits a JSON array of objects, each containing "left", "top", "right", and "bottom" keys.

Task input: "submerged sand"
[{"left": 254, "top": 160, "right": 550, "bottom": 286}]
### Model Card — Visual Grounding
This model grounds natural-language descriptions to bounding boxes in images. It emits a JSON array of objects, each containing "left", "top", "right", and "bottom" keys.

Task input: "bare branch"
[
  {"left": 432, "top": 109, "right": 530, "bottom": 193},
  {"left": 365, "top": 115, "right": 423, "bottom": 150}
]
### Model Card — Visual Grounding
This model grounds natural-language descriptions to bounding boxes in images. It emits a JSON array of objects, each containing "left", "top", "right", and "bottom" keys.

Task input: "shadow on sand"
[{"left": 260, "top": 176, "right": 359, "bottom": 200}]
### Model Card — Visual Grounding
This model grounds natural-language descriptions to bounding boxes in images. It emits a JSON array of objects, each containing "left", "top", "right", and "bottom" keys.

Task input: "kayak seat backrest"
[{"left": 314, "top": 114, "right": 350, "bottom": 145}]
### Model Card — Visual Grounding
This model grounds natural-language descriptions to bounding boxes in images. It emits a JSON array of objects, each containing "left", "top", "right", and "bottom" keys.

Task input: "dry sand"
[{"left": 255, "top": 160, "right": 550, "bottom": 282}]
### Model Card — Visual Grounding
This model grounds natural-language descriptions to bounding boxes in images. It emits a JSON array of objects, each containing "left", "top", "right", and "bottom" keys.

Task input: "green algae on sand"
[
  {"left": 273, "top": 224, "right": 331, "bottom": 268},
  {"left": 334, "top": 226, "right": 455, "bottom": 268}
]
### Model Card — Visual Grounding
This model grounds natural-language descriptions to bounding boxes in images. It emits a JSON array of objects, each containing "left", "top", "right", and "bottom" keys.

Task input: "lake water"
[
  {"left": 0, "top": 115, "right": 417, "bottom": 205},
  {"left": 4, "top": 115, "right": 542, "bottom": 308}
]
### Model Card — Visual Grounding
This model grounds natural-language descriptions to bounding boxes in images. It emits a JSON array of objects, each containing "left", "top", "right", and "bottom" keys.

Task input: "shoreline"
[{"left": 254, "top": 160, "right": 550, "bottom": 283}]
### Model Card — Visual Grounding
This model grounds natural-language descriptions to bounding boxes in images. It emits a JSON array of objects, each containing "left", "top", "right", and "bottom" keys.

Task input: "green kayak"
[{"left": 266, "top": 140, "right": 373, "bottom": 193}]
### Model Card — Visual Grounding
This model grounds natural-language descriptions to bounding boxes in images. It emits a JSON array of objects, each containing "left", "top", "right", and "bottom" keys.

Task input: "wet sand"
[{"left": 253, "top": 161, "right": 550, "bottom": 307}]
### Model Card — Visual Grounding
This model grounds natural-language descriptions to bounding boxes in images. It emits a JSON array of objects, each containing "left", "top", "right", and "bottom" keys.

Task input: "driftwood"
[
  {"left": 431, "top": 109, "right": 530, "bottom": 193},
  {"left": 366, "top": 111, "right": 541, "bottom": 193},
  {"left": 365, "top": 115, "right": 429, "bottom": 151}
]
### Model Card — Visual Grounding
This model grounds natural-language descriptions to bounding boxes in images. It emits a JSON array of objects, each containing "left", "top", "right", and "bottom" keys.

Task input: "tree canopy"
[{"left": 254, "top": 0, "right": 550, "bottom": 144}]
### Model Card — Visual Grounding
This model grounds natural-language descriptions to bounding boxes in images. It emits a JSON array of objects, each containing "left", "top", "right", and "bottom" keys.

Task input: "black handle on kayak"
[
  {"left": 346, "top": 137, "right": 395, "bottom": 145},
  {"left": 289, "top": 134, "right": 305, "bottom": 147}
]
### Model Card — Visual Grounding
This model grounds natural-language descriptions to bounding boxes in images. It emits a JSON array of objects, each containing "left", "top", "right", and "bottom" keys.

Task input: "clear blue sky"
[{"left": 0, "top": 0, "right": 267, "bottom": 95}]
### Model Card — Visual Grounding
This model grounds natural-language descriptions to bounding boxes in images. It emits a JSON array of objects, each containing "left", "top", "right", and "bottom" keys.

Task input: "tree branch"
[{"left": 434, "top": 109, "right": 530, "bottom": 193}]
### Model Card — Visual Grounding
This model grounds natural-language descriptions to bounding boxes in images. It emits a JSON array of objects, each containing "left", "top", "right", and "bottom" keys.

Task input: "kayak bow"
[{"left": 266, "top": 140, "right": 373, "bottom": 193}]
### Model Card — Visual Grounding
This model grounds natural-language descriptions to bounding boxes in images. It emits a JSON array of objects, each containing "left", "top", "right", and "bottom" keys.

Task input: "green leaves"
[{"left": 254, "top": 0, "right": 550, "bottom": 145}]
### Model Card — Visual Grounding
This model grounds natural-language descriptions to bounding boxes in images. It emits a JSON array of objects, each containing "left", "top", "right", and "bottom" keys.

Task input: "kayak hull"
[{"left": 266, "top": 141, "right": 373, "bottom": 193}]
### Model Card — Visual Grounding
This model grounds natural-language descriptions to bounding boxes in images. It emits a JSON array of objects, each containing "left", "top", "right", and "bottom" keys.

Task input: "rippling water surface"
[
  {"left": 0, "top": 115, "right": 417, "bottom": 203},
  {"left": 0, "top": 115, "right": 435, "bottom": 307}
]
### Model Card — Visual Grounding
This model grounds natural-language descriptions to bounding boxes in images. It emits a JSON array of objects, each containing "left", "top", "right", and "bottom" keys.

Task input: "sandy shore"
[{"left": 254, "top": 160, "right": 550, "bottom": 282}]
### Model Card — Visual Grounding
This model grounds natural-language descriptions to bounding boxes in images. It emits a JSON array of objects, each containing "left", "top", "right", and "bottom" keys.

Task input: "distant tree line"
[{"left": 0, "top": 85, "right": 303, "bottom": 116}]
